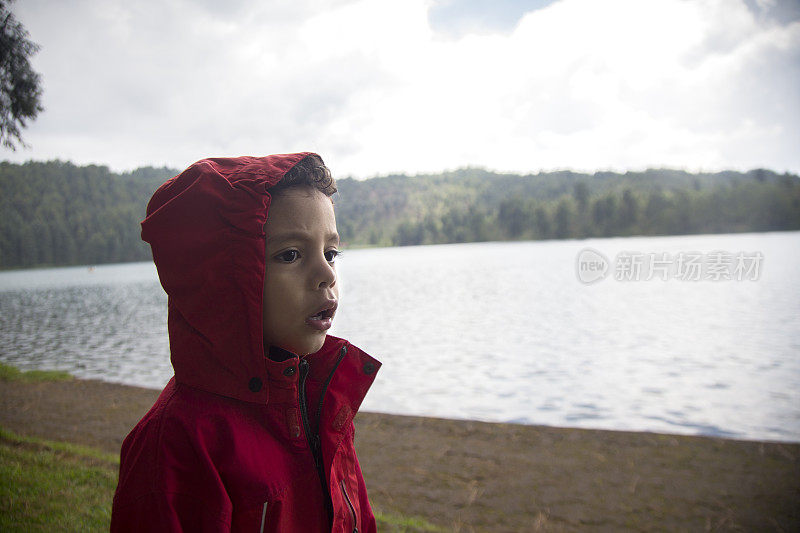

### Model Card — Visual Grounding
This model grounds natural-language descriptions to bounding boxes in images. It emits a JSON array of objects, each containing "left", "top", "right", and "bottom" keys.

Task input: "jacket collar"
[{"left": 262, "top": 335, "right": 381, "bottom": 413}]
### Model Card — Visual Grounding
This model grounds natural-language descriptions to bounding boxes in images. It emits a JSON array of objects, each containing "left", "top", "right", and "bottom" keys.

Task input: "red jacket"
[{"left": 111, "top": 154, "right": 381, "bottom": 532}]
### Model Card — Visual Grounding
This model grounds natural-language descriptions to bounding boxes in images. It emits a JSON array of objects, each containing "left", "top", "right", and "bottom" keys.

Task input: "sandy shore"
[{"left": 1, "top": 378, "right": 798, "bottom": 531}]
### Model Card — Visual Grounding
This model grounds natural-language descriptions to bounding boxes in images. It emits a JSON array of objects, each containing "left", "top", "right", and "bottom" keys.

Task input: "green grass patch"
[
  {"left": 374, "top": 509, "right": 446, "bottom": 532},
  {"left": 0, "top": 428, "right": 117, "bottom": 531},
  {"left": 0, "top": 362, "right": 72, "bottom": 382},
  {"left": 0, "top": 428, "right": 119, "bottom": 465},
  {"left": 0, "top": 427, "right": 441, "bottom": 531}
]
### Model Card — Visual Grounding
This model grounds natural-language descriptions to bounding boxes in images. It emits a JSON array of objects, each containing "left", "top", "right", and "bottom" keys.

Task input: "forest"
[{"left": 1, "top": 160, "right": 799, "bottom": 269}]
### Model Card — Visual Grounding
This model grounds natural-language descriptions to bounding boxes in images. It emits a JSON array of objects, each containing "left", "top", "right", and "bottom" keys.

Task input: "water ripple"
[{"left": 1, "top": 232, "right": 799, "bottom": 442}]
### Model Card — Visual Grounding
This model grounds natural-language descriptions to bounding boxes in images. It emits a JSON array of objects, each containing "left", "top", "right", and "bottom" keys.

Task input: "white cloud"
[{"left": 5, "top": 0, "right": 799, "bottom": 177}]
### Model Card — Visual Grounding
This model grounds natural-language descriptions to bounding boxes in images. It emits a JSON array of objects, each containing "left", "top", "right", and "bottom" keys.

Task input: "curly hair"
[{"left": 271, "top": 154, "right": 337, "bottom": 197}]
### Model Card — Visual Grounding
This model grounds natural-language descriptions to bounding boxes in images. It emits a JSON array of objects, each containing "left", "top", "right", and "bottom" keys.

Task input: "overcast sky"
[{"left": 5, "top": 0, "right": 800, "bottom": 177}]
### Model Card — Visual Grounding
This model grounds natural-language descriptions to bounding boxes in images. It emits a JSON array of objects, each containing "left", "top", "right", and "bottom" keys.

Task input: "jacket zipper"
[
  {"left": 298, "top": 345, "right": 349, "bottom": 524},
  {"left": 340, "top": 479, "right": 359, "bottom": 533},
  {"left": 298, "top": 357, "right": 331, "bottom": 518},
  {"left": 314, "top": 345, "right": 348, "bottom": 435}
]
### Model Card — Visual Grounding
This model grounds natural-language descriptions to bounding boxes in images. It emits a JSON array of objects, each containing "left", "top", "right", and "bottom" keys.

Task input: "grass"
[
  {"left": 0, "top": 426, "right": 442, "bottom": 531},
  {"left": 374, "top": 509, "right": 446, "bottom": 532},
  {"left": 0, "top": 362, "right": 72, "bottom": 382},
  {"left": 0, "top": 361, "right": 444, "bottom": 530},
  {"left": 0, "top": 428, "right": 117, "bottom": 531}
]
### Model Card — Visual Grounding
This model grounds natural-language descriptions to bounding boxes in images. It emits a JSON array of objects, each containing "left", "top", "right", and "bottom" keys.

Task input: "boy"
[{"left": 111, "top": 153, "right": 381, "bottom": 532}]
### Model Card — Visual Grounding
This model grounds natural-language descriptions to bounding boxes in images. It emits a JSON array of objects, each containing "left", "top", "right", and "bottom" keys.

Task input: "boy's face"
[{"left": 262, "top": 187, "right": 340, "bottom": 356}]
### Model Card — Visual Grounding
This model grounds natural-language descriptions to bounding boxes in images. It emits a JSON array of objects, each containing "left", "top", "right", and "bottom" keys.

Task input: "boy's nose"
[{"left": 314, "top": 258, "right": 336, "bottom": 290}]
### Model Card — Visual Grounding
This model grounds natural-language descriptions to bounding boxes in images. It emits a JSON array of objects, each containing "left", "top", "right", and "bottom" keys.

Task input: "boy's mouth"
[{"left": 306, "top": 301, "right": 337, "bottom": 331}]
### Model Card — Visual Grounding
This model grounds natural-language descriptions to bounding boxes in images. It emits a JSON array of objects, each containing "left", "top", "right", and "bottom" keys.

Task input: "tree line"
[
  {"left": 0, "top": 161, "right": 798, "bottom": 269},
  {"left": 335, "top": 167, "right": 800, "bottom": 247},
  {"left": 0, "top": 160, "right": 170, "bottom": 268}
]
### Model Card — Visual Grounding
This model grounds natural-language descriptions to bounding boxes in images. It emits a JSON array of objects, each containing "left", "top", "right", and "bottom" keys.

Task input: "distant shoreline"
[
  {"left": 3, "top": 159, "right": 800, "bottom": 270},
  {"left": 2, "top": 227, "right": 799, "bottom": 273},
  {"left": 1, "top": 375, "right": 798, "bottom": 530}
]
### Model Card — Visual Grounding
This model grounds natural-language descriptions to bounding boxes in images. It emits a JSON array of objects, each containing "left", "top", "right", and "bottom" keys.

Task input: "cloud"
[{"left": 5, "top": 0, "right": 799, "bottom": 177}]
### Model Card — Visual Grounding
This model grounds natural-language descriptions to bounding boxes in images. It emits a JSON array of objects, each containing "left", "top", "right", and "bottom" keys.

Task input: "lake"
[{"left": 1, "top": 231, "right": 798, "bottom": 442}]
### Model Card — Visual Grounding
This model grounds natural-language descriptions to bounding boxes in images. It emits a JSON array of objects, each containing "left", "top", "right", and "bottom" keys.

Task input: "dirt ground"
[{"left": 1, "top": 378, "right": 798, "bottom": 532}]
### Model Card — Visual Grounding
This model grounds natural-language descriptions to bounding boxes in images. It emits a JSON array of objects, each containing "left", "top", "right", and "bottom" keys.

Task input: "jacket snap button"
[
  {"left": 282, "top": 366, "right": 296, "bottom": 377},
  {"left": 248, "top": 377, "right": 262, "bottom": 392},
  {"left": 362, "top": 362, "right": 376, "bottom": 375}
]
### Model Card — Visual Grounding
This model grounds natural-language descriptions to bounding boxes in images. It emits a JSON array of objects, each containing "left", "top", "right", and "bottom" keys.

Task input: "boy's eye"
[
  {"left": 325, "top": 250, "right": 340, "bottom": 263},
  {"left": 276, "top": 250, "right": 299, "bottom": 263}
]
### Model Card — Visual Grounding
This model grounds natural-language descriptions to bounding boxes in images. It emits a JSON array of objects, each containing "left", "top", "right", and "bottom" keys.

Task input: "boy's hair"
[{"left": 271, "top": 154, "right": 337, "bottom": 197}]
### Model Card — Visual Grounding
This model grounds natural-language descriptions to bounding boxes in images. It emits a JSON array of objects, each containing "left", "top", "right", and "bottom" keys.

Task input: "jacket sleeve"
[{"left": 111, "top": 403, "right": 233, "bottom": 532}]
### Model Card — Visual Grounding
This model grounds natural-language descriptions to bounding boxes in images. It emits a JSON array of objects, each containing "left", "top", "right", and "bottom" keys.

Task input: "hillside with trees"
[
  {"left": 1, "top": 160, "right": 798, "bottom": 269},
  {"left": 335, "top": 167, "right": 800, "bottom": 246},
  {"left": 0, "top": 161, "right": 171, "bottom": 268}
]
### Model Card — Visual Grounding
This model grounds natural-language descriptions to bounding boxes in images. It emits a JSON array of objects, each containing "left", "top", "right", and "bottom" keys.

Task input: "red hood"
[{"left": 141, "top": 153, "right": 315, "bottom": 404}]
